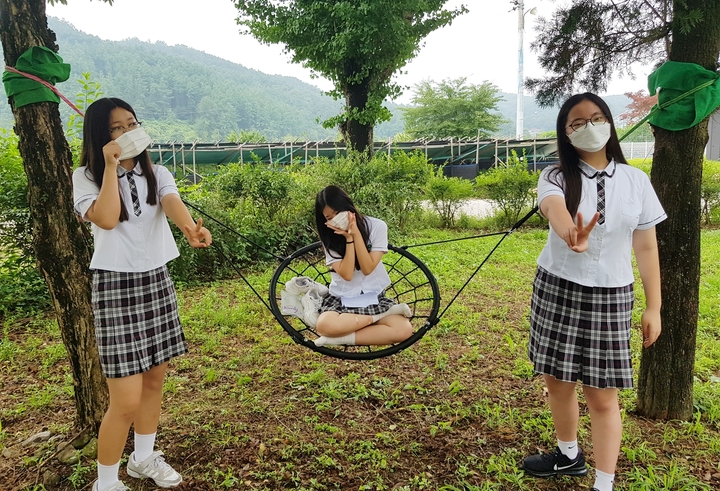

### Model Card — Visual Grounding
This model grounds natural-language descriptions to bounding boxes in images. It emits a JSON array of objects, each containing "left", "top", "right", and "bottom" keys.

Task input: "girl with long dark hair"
[
  {"left": 309, "top": 185, "right": 413, "bottom": 346},
  {"left": 73, "top": 97, "right": 211, "bottom": 491},
  {"left": 522, "top": 93, "right": 665, "bottom": 491}
]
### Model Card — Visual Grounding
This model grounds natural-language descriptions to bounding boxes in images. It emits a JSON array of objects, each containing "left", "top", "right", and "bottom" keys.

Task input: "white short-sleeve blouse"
[
  {"left": 536, "top": 160, "right": 666, "bottom": 287},
  {"left": 72, "top": 163, "right": 180, "bottom": 272},
  {"left": 324, "top": 216, "right": 391, "bottom": 297}
]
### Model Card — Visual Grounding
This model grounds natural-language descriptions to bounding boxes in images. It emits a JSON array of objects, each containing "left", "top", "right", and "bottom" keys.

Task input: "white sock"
[
  {"left": 371, "top": 303, "right": 412, "bottom": 322},
  {"left": 558, "top": 439, "right": 578, "bottom": 459},
  {"left": 133, "top": 432, "right": 156, "bottom": 463},
  {"left": 97, "top": 461, "right": 120, "bottom": 490},
  {"left": 315, "top": 332, "right": 356, "bottom": 346},
  {"left": 593, "top": 470, "right": 615, "bottom": 491}
]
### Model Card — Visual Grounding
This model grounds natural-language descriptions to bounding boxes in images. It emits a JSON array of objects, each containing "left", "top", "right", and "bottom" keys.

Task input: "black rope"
[
  {"left": 183, "top": 199, "right": 285, "bottom": 262},
  {"left": 184, "top": 197, "right": 539, "bottom": 327},
  {"left": 212, "top": 240, "right": 272, "bottom": 312},
  {"left": 410, "top": 206, "right": 539, "bottom": 320}
]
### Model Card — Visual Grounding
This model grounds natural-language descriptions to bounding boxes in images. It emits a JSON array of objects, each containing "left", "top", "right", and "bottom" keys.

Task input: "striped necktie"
[
  {"left": 596, "top": 171, "right": 606, "bottom": 225},
  {"left": 125, "top": 171, "right": 142, "bottom": 217}
]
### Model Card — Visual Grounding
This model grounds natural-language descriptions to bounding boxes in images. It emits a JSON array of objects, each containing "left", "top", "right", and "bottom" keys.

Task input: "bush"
[
  {"left": 297, "top": 150, "right": 433, "bottom": 233},
  {"left": 425, "top": 166, "right": 474, "bottom": 228},
  {"left": 475, "top": 151, "right": 540, "bottom": 229},
  {"left": 702, "top": 159, "right": 720, "bottom": 226},
  {"left": 0, "top": 130, "right": 50, "bottom": 318}
]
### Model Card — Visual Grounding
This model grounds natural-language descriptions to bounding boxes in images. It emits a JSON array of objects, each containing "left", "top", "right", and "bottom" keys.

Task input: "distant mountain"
[
  {"left": 0, "top": 18, "right": 404, "bottom": 140},
  {"left": 0, "top": 19, "right": 632, "bottom": 141}
]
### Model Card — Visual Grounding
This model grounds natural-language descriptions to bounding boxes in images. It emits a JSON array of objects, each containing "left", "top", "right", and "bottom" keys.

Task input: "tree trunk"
[
  {"left": 636, "top": 0, "right": 720, "bottom": 420},
  {"left": 0, "top": 0, "right": 107, "bottom": 429},
  {"left": 342, "top": 80, "right": 374, "bottom": 156}
]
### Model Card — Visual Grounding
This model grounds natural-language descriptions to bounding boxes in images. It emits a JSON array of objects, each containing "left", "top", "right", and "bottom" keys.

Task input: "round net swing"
[{"left": 269, "top": 242, "right": 441, "bottom": 360}]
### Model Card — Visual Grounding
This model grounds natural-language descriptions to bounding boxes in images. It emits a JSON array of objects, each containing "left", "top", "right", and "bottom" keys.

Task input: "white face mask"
[
  {"left": 326, "top": 211, "right": 349, "bottom": 231},
  {"left": 567, "top": 122, "right": 611, "bottom": 153},
  {"left": 115, "top": 127, "right": 152, "bottom": 160}
]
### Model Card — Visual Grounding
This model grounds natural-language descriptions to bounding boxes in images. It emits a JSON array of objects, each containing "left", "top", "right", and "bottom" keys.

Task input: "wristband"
[{"left": 346, "top": 241, "right": 354, "bottom": 244}]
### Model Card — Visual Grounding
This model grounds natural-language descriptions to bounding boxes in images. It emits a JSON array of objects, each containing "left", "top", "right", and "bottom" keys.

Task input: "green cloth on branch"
[
  {"left": 648, "top": 61, "right": 720, "bottom": 131},
  {"left": 2, "top": 46, "right": 71, "bottom": 109}
]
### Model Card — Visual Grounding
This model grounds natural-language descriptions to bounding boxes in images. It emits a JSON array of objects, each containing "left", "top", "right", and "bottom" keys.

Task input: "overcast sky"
[{"left": 47, "top": 0, "right": 650, "bottom": 104}]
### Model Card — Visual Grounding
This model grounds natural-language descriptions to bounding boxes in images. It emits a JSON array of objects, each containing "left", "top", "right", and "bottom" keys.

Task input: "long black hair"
[
  {"left": 314, "top": 185, "right": 370, "bottom": 270},
  {"left": 548, "top": 92, "right": 628, "bottom": 218},
  {"left": 80, "top": 97, "right": 157, "bottom": 222}
]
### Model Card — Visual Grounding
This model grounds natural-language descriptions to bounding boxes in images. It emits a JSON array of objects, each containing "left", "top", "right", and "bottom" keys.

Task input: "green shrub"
[
  {"left": 475, "top": 151, "right": 539, "bottom": 229},
  {"left": 0, "top": 130, "right": 50, "bottom": 318},
  {"left": 296, "top": 150, "right": 433, "bottom": 233},
  {"left": 425, "top": 166, "right": 474, "bottom": 228},
  {"left": 702, "top": 159, "right": 720, "bottom": 226}
]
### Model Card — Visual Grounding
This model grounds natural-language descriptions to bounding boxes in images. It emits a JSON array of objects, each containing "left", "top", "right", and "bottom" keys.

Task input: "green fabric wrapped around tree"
[
  {"left": 2, "top": 46, "right": 71, "bottom": 109},
  {"left": 648, "top": 61, "right": 720, "bottom": 131}
]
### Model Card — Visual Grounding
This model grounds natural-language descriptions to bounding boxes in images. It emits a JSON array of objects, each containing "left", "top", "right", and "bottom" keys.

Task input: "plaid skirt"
[
  {"left": 92, "top": 265, "right": 187, "bottom": 378},
  {"left": 319, "top": 292, "right": 396, "bottom": 316},
  {"left": 528, "top": 267, "right": 634, "bottom": 389}
]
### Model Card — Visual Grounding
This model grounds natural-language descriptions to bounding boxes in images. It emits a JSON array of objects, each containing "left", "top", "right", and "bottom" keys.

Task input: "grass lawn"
[{"left": 1, "top": 229, "right": 719, "bottom": 490}]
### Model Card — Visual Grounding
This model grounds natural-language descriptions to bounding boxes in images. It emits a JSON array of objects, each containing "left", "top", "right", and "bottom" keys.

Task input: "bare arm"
[
  {"left": 161, "top": 193, "right": 212, "bottom": 248},
  {"left": 540, "top": 195, "right": 600, "bottom": 253},
  {"left": 84, "top": 142, "right": 122, "bottom": 230},
  {"left": 633, "top": 226, "right": 662, "bottom": 348},
  {"left": 327, "top": 212, "right": 383, "bottom": 280}
]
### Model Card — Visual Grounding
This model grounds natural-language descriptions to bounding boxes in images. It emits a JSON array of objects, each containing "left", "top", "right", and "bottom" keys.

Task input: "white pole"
[{"left": 516, "top": 0, "right": 525, "bottom": 141}]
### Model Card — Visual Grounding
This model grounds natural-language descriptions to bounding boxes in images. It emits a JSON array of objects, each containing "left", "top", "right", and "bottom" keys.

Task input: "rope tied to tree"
[{"left": 2, "top": 46, "right": 83, "bottom": 116}]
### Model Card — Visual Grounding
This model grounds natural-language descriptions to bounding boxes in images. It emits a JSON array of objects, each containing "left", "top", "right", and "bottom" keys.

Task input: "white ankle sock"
[
  {"left": 593, "top": 470, "right": 615, "bottom": 491},
  {"left": 133, "top": 432, "right": 156, "bottom": 462},
  {"left": 371, "top": 303, "right": 412, "bottom": 322},
  {"left": 315, "top": 332, "right": 356, "bottom": 346},
  {"left": 97, "top": 461, "right": 120, "bottom": 490},
  {"left": 558, "top": 439, "right": 578, "bottom": 459}
]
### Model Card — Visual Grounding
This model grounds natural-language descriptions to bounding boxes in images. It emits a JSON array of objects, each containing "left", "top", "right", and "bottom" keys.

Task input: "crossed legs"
[{"left": 315, "top": 311, "right": 413, "bottom": 345}]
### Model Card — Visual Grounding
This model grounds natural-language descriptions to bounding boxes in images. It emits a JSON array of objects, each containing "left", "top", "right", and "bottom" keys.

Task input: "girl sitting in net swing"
[{"left": 300, "top": 185, "right": 413, "bottom": 347}]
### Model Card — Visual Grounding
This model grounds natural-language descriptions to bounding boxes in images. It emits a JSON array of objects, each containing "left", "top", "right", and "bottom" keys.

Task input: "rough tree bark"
[
  {"left": 0, "top": 0, "right": 107, "bottom": 429},
  {"left": 341, "top": 78, "right": 374, "bottom": 156},
  {"left": 637, "top": 0, "right": 720, "bottom": 419}
]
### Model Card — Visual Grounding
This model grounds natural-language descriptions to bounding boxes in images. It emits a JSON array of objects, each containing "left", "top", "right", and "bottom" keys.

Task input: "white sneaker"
[
  {"left": 126, "top": 451, "right": 182, "bottom": 488},
  {"left": 281, "top": 289, "right": 304, "bottom": 318},
  {"left": 285, "top": 276, "right": 329, "bottom": 297},
  {"left": 92, "top": 481, "right": 129, "bottom": 491},
  {"left": 301, "top": 289, "right": 324, "bottom": 327}
]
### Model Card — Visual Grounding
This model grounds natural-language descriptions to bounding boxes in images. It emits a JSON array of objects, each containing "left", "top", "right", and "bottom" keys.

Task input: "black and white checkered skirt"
[
  {"left": 529, "top": 266, "right": 635, "bottom": 389},
  {"left": 92, "top": 265, "right": 187, "bottom": 378},
  {"left": 319, "top": 292, "right": 396, "bottom": 316}
]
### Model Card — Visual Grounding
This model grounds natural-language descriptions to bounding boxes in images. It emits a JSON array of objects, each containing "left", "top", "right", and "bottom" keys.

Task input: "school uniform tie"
[
  {"left": 596, "top": 171, "right": 606, "bottom": 225},
  {"left": 125, "top": 171, "right": 142, "bottom": 217}
]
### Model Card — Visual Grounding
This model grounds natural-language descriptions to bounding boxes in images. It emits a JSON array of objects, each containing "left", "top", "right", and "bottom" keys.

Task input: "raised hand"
[
  {"left": 561, "top": 211, "right": 600, "bottom": 253},
  {"left": 184, "top": 218, "right": 212, "bottom": 248}
]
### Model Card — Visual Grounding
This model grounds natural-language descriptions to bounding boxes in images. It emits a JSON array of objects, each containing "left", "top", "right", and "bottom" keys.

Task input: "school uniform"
[
  {"left": 72, "top": 163, "right": 187, "bottom": 379},
  {"left": 529, "top": 160, "right": 666, "bottom": 389},
  {"left": 319, "top": 216, "right": 395, "bottom": 316}
]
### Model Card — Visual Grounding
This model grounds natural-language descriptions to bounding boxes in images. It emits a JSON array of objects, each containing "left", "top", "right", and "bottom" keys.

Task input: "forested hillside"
[{"left": 0, "top": 18, "right": 631, "bottom": 141}]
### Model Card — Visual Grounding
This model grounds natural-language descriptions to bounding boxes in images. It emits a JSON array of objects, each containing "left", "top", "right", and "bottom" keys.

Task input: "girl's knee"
[{"left": 315, "top": 315, "right": 333, "bottom": 336}]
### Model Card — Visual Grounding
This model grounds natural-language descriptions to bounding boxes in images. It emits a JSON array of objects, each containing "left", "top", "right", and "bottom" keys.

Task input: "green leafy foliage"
[
  {"left": 425, "top": 167, "right": 474, "bottom": 228},
  {"left": 0, "top": 131, "right": 50, "bottom": 318},
  {"left": 402, "top": 78, "right": 505, "bottom": 139},
  {"left": 701, "top": 160, "right": 720, "bottom": 225},
  {"left": 475, "top": 151, "right": 540, "bottom": 229},
  {"left": 526, "top": 0, "right": 671, "bottom": 106},
  {"left": 168, "top": 150, "right": 435, "bottom": 283},
  {"left": 234, "top": 0, "right": 467, "bottom": 148}
]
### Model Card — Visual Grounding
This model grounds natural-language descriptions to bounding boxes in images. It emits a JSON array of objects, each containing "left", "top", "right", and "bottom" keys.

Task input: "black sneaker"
[{"left": 522, "top": 446, "right": 588, "bottom": 478}]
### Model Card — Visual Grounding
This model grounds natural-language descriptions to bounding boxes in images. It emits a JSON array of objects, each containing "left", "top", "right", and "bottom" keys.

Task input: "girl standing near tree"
[
  {"left": 73, "top": 98, "right": 211, "bottom": 491},
  {"left": 522, "top": 93, "right": 665, "bottom": 491}
]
